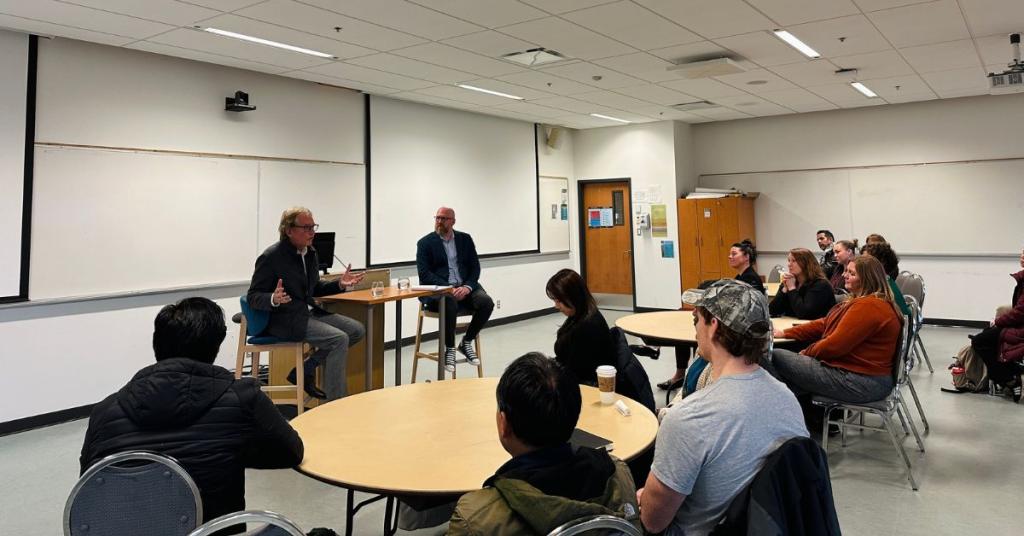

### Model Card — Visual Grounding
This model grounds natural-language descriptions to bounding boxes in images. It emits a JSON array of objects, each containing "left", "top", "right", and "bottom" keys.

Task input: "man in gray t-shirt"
[{"left": 637, "top": 280, "right": 808, "bottom": 536}]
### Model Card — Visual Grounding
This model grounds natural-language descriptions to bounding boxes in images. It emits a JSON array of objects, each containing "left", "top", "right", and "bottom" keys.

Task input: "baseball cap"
[{"left": 681, "top": 279, "right": 771, "bottom": 339}]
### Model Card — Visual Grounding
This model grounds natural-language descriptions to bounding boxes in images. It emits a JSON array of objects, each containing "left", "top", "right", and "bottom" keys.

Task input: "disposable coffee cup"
[{"left": 596, "top": 365, "right": 617, "bottom": 405}]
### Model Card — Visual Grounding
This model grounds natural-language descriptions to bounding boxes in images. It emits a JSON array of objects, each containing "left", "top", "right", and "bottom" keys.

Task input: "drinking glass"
[
  {"left": 371, "top": 281, "right": 384, "bottom": 297},
  {"left": 397, "top": 277, "right": 411, "bottom": 291}
]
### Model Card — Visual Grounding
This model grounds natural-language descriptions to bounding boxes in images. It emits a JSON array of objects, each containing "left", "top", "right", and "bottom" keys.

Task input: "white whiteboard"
[
  {"left": 369, "top": 97, "right": 538, "bottom": 264},
  {"left": 31, "top": 146, "right": 367, "bottom": 299},
  {"left": 0, "top": 29, "right": 28, "bottom": 299},
  {"left": 701, "top": 159, "right": 1024, "bottom": 254}
]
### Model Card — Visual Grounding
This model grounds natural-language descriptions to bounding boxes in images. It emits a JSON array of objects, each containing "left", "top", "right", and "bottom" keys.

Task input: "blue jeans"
[
  {"left": 763, "top": 349, "right": 893, "bottom": 404},
  {"left": 305, "top": 312, "right": 365, "bottom": 400}
]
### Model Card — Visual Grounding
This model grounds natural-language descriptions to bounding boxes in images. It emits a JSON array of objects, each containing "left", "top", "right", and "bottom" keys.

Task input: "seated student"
[
  {"left": 830, "top": 239, "right": 858, "bottom": 292},
  {"left": 767, "top": 256, "right": 902, "bottom": 405},
  {"left": 971, "top": 247, "right": 1024, "bottom": 402},
  {"left": 865, "top": 233, "right": 887, "bottom": 246},
  {"left": 769, "top": 248, "right": 836, "bottom": 319},
  {"left": 860, "top": 241, "right": 911, "bottom": 317},
  {"left": 546, "top": 268, "right": 616, "bottom": 384},
  {"left": 816, "top": 229, "right": 838, "bottom": 279},
  {"left": 79, "top": 298, "right": 304, "bottom": 524},
  {"left": 638, "top": 280, "right": 807, "bottom": 536},
  {"left": 448, "top": 353, "right": 639, "bottom": 535}
]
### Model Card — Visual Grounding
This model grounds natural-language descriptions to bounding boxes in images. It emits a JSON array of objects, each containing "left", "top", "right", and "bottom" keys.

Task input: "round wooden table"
[
  {"left": 615, "top": 311, "right": 804, "bottom": 344},
  {"left": 290, "top": 377, "right": 659, "bottom": 534}
]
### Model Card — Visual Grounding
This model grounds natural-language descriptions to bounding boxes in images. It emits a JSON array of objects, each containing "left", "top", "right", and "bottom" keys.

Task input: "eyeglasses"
[
  {"left": 292, "top": 224, "right": 319, "bottom": 232},
  {"left": 434, "top": 216, "right": 452, "bottom": 221}
]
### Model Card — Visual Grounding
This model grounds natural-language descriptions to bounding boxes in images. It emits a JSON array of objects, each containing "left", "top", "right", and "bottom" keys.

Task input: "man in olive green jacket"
[{"left": 448, "top": 352, "right": 640, "bottom": 536}]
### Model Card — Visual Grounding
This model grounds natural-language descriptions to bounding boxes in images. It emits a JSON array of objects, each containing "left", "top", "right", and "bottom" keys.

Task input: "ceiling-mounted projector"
[{"left": 988, "top": 33, "right": 1024, "bottom": 94}]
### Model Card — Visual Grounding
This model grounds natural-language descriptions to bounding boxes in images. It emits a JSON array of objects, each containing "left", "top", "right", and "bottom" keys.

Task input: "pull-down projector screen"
[
  {"left": 0, "top": 30, "right": 30, "bottom": 301},
  {"left": 369, "top": 97, "right": 538, "bottom": 265}
]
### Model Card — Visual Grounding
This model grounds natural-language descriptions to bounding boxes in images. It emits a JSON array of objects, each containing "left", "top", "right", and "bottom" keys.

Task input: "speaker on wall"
[{"left": 545, "top": 125, "right": 563, "bottom": 149}]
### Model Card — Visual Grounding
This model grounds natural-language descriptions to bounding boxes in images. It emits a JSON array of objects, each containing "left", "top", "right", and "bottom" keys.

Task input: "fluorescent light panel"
[
  {"left": 202, "top": 27, "right": 335, "bottom": 58},
  {"left": 850, "top": 81, "right": 878, "bottom": 98},
  {"left": 590, "top": 113, "right": 630, "bottom": 124},
  {"left": 456, "top": 84, "right": 523, "bottom": 100},
  {"left": 773, "top": 30, "right": 820, "bottom": 59}
]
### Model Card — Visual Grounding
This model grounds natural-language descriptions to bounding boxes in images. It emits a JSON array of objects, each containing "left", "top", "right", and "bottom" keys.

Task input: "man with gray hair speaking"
[{"left": 637, "top": 280, "right": 807, "bottom": 536}]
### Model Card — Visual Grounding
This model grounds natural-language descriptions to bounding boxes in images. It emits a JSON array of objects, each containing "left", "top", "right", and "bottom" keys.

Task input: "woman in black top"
[
  {"left": 728, "top": 239, "right": 765, "bottom": 293},
  {"left": 546, "top": 268, "right": 615, "bottom": 384},
  {"left": 769, "top": 248, "right": 836, "bottom": 319}
]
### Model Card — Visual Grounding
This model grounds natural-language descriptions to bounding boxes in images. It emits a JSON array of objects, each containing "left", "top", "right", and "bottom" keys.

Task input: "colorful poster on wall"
[
  {"left": 588, "top": 208, "right": 602, "bottom": 228},
  {"left": 651, "top": 204, "right": 668, "bottom": 237},
  {"left": 661, "top": 240, "right": 674, "bottom": 258}
]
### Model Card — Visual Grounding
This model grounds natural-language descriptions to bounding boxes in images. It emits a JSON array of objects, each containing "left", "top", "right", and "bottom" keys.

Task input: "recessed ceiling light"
[
  {"left": 456, "top": 84, "right": 524, "bottom": 100},
  {"left": 850, "top": 81, "right": 878, "bottom": 98},
  {"left": 773, "top": 30, "right": 820, "bottom": 59},
  {"left": 201, "top": 27, "right": 336, "bottom": 58},
  {"left": 502, "top": 48, "right": 567, "bottom": 67},
  {"left": 590, "top": 113, "right": 631, "bottom": 124},
  {"left": 746, "top": 80, "right": 768, "bottom": 85}
]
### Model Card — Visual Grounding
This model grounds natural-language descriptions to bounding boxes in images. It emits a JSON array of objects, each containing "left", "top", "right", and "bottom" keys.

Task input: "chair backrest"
[
  {"left": 904, "top": 295, "right": 924, "bottom": 331},
  {"left": 894, "top": 313, "right": 913, "bottom": 386},
  {"left": 186, "top": 510, "right": 304, "bottom": 536},
  {"left": 65, "top": 451, "right": 202, "bottom": 536},
  {"left": 239, "top": 295, "right": 270, "bottom": 338},
  {"left": 767, "top": 265, "right": 784, "bottom": 283},
  {"left": 898, "top": 272, "right": 925, "bottom": 307},
  {"left": 895, "top": 270, "right": 913, "bottom": 291},
  {"left": 610, "top": 327, "right": 657, "bottom": 414},
  {"left": 546, "top": 514, "right": 642, "bottom": 536}
]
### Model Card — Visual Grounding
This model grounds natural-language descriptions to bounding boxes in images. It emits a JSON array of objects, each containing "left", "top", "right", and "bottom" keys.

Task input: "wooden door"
[
  {"left": 677, "top": 199, "right": 701, "bottom": 292},
  {"left": 582, "top": 181, "right": 633, "bottom": 295},
  {"left": 716, "top": 198, "right": 740, "bottom": 275},
  {"left": 695, "top": 199, "right": 721, "bottom": 282}
]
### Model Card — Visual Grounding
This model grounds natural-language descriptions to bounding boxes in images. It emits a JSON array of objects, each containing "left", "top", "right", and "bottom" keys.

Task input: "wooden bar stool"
[
  {"left": 234, "top": 296, "right": 312, "bottom": 415},
  {"left": 411, "top": 305, "right": 483, "bottom": 383}
]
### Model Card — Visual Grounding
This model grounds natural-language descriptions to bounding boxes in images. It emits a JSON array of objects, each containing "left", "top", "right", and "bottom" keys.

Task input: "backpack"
[{"left": 949, "top": 344, "right": 989, "bottom": 392}]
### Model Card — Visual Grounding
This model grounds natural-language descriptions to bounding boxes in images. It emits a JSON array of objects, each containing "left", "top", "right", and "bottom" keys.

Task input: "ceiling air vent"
[
  {"left": 671, "top": 100, "right": 719, "bottom": 112},
  {"left": 502, "top": 48, "right": 567, "bottom": 67},
  {"left": 666, "top": 57, "right": 745, "bottom": 79}
]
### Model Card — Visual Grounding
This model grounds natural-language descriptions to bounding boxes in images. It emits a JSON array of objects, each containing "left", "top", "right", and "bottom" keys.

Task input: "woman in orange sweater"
[{"left": 765, "top": 256, "right": 903, "bottom": 404}]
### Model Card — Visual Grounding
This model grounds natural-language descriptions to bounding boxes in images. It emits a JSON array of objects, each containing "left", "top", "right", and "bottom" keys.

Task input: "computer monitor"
[{"left": 312, "top": 232, "right": 335, "bottom": 273}]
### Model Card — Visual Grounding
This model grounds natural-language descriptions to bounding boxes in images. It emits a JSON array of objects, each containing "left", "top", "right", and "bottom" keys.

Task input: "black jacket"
[
  {"left": 416, "top": 231, "right": 483, "bottom": 294},
  {"left": 554, "top": 311, "right": 616, "bottom": 384},
  {"left": 769, "top": 279, "right": 836, "bottom": 320},
  {"left": 79, "top": 359, "right": 304, "bottom": 523},
  {"left": 610, "top": 327, "right": 657, "bottom": 415},
  {"left": 713, "top": 436, "right": 841, "bottom": 536},
  {"left": 736, "top": 266, "right": 766, "bottom": 294},
  {"left": 247, "top": 238, "right": 344, "bottom": 341}
]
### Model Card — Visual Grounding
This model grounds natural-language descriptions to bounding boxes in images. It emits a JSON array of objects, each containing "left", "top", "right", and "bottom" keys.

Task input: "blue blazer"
[{"left": 416, "top": 231, "right": 483, "bottom": 301}]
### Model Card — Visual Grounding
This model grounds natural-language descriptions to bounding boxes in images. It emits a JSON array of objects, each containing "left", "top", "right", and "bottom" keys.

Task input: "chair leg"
[
  {"left": 821, "top": 407, "right": 833, "bottom": 451},
  {"left": 295, "top": 344, "right": 305, "bottom": 415},
  {"left": 411, "top": 312, "right": 424, "bottom": 384},
  {"left": 252, "top": 351, "right": 261, "bottom": 382},
  {"left": 882, "top": 413, "right": 919, "bottom": 490},
  {"left": 899, "top": 399, "right": 925, "bottom": 452},
  {"left": 474, "top": 335, "right": 483, "bottom": 378},
  {"left": 840, "top": 410, "right": 848, "bottom": 448},
  {"left": 915, "top": 334, "right": 934, "bottom": 373},
  {"left": 906, "top": 377, "right": 929, "bottom": 432}
]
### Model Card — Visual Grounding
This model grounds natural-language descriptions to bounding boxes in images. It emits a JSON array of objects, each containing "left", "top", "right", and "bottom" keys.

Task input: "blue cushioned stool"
[{"left": 234, "top": 296, "right": 311, "bottom": 415}]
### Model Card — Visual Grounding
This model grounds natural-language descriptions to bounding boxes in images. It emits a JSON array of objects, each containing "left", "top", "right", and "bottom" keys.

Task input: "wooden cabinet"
[{"left": 677, "top": 197, "right": 756, "bottom": 291}]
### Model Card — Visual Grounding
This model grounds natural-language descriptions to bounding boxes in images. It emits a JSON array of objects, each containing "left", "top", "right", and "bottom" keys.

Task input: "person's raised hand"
[
  {"left": 273, "top": 278, "right": 291, "bottom": 305},
  {"left": 339, "top": 264, "right": 365, "bottom": 286}
]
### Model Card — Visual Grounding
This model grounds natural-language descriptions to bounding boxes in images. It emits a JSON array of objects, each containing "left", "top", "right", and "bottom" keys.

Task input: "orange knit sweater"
[{"left": 782, "top": 296, "right": 902, "bottom": 377}]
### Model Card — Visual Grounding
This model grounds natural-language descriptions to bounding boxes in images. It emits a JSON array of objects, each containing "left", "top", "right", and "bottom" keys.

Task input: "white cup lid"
[{"left": 596, "top": 365, "right": 616, "bottom": 375}]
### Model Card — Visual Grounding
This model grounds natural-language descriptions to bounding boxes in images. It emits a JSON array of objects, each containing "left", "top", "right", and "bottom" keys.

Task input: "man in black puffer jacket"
[{"left": 79, "top": 297, "right": 304, "bottom": 523}]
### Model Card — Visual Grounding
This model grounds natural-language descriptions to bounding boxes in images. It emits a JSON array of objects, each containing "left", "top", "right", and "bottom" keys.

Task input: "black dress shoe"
[
  {"left": 630, "top": 345, "right": 661, "bottom": 359},
  {"left": 286, "top": 367, "right": 327, "bottom": 400},
  {"left": 656, "top": 377, "right": 685, "bottom": 391}
]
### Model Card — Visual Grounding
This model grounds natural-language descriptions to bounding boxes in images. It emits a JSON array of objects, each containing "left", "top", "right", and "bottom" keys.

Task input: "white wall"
[
  {"left": 573, "top": 121, "right": 682, "bottom": 310},
  {"left": 693, "top": 93, "right": 1024, "bottom": 322},
  {"left": 0, "top": 29, "right": 28, "bottom": 298}
]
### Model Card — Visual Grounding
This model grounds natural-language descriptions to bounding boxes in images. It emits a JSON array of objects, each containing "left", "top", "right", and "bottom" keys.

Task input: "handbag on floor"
[{"left": 946, "top": 344, "right": 989, "bottom": 393}]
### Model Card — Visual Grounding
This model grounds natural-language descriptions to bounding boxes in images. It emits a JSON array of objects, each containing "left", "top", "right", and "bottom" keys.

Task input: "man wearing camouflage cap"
[{"left": 637, "top": 280, "right": 807, "bottom": 536}]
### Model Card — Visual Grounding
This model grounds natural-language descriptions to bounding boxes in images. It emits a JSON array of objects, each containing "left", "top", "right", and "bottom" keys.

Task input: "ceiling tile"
[
  {"left": 0, "top": 0, "right": 174, "bottom": 39},
  {"left": 236, "top": 0, "right": 427, "bottom": 51},
  {"left": 0, "top": 13, "right": 134, "bottom": 45},
  {"left": 806, "top": 82, "right": 876, "bottom": 104},
  {"left": 302, "top": 61, "right": 437, "bottom": 90},
  {"left": 714, "top": 31, "right": 809, "bottom": 67},
  {"left": 496, "top": 69, "right": 598, "bottom": 95},
  {"left": 174, "top": 0, "right": 266, "bottom": 10},
  {"left": 714, "top": 68, "right": 798, "bottom": 93},
  {"left": 196, "top": 13, "right": 376, "bottom": 59},
  {"left": 615, "top": 84, "right": 697, "bottom": 105},
  {"left": 629, "top": 105, "right": 709, "bottom": 121},
  {"left": 149, "top": 27, "right": 344, "bottom": 69},
  {"left": 391, "top": 42, "right": 525, "bottom": 76},
  {"left": 769, "top": 59, "right": 843, "bottom": 86},
  {"left": 561, "top": 1, "right": 702, "bottom": 51},
  {"left": 408, "top": 0, "right": 546, "bottom": 28},
  {"left": 884, "top": 92, "right": 938, "bottom": 103},
  {"left": 867, "top": 0, "right": 970, "bottom": 48},
  {"left": 858, "top": 74, "right": 936, "bottom": 99},
  {"left": 301, "top": 0, "right": 482, "bottom": 40},
  {"left": 975, "top": 33, "right": 1016, "bottom": 66},
  {"left": 650, "top": 40, "right": 732, "bottom": 62},
  {"left": 745, "top": 0, "right": 860, "bottom": 26},
  {"left": 959, "top": 0, "right": 1024, "bottom": 37},
  {"left": 127, "top": 40, "right": 291, "bottom": 74},
  {"left": 920, "top": 65, "right": 990, "bottom": 96},
  {"left": 635, "top": 0, "right": 774, "bottom": 39},
  {"left": 538, "top": 61, "right": 645, "bottom": 89},
  {"left": 552, "top": 113, "right": 624, "bottom": 128},
  {"left": 660, "top": 78, "right": 750, "bottom": 99},
  {"left": 899, "top": 39, "right": 983, "bottom": 73},
  {"left": 389, "top": 90, "right": 484, "bottom": 109},
  {"left": 592, "top": 52, "right": 682, "bottom": 82},
  {"left": 836, "top": 98, "right": 887, "bottom": 108},
  {"left": 758, "top": 87, "right": 839, "bottom": 111},
  {"left": 287, "top": 70, "right": 406, "bottom": 94},
  {"left": 690, "top": 107, "right": 753, "bottom": 120},
  {"left": 459, "top": 78, "right": 554, "bottom": 100},
  {"left": 518, "top": 0, "right": 619, "bottom": 14},
  {"left": 527, "top": 96, "right": 600, "bottom": 114},
  {"left": 573, "top": 89, "right": 653, "bottom": 109},
  {"left": 414, "top": 84, "right": 525, "bottom": 105},
  {"left": 346, "top": 53, "right": 477, "bottom": 84},
  {"left": 494, "top": 100, "right": 570, "bottom": 118},
  {"left": 62, "top": 0, "right": 220, "bottom": 26},
  {"left": 787, "top": 15, "right": 893, "bottom": 58},
  {"left": 852, "top": 0, "right": 936, "bottom": 11},
  {"left": 831, "top": 49, "right": 914, "bottom": 79},
  {"left": 497, "top": 16, "right": 635, "bottom": 60},
  {"left": 441, "top": 30, "right": 537, "bottom": 58}
]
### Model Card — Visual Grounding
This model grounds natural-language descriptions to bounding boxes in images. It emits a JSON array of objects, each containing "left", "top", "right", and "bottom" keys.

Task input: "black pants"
[
  {"left": 425, "top": 288, "right": 494, "bottom": 348},
  {"left": 972, "top": 325, "right": 1019, "bottom": 385}
]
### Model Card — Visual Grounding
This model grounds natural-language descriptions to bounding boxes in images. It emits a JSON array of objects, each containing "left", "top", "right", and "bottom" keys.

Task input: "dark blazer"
[
  {"left": 769, "top": 278, "right": 836, "bottom": 320},
  {"left": 80, "top": 359, "right": 304, "bottom": 525},
  {"left": 554, "top": 311, "right": 616, "bottom": 384},
  {"left": 736, "top": 266, "right": 766, "bottom": 294},
  {"left": 246, "top": 238, "right": 343, "bottom": 341},
  {"left": 416, "top": 231, "right": 483, "bottom": 296}
]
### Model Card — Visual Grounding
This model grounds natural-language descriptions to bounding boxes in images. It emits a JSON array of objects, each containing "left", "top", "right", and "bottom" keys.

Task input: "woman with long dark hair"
[
  {"left": 546, "top": 269, "right": 616, "bottom": 384},
  {"left": 728, "top": 239, "right": 765, "bottom": 293},
  {"left": 769, "top": 248, "right": 835, "bottom": 319}
]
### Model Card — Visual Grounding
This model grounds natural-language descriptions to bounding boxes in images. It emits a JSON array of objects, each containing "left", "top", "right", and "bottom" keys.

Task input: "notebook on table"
[{"left": 571, "top": 428, "right": 614, "bottom": 452}]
